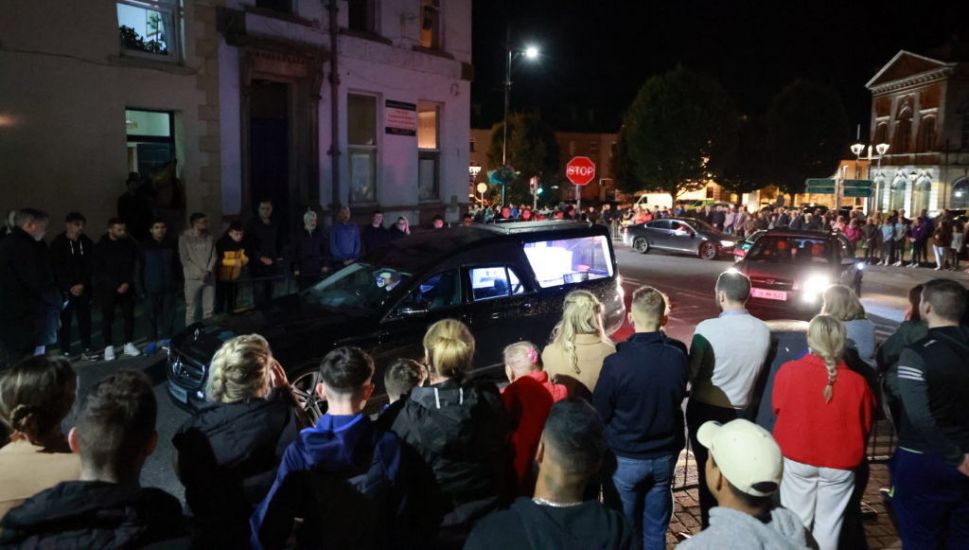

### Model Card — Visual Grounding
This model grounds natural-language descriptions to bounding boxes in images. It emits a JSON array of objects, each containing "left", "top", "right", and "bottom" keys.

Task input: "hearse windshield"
[
  {"left": 302, "top": 263, "right": 412, "bottom": 311},
  {"left": 523, "top": 235, "right": 614, "bottom": 288}
]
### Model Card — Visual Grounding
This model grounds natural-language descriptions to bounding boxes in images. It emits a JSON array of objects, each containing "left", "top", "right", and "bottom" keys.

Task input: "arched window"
[
  {"left": 873, "top": 122, "right": 889, "bottom": 145},
  {"left": 952, "top": 178, "right": 969, "bottom": 210},
  {"left": 893, "top": 108, "right": 912, "bottom": 154},
  {"left": 916, "top": 116, "right": 936, "bottom": 153}
]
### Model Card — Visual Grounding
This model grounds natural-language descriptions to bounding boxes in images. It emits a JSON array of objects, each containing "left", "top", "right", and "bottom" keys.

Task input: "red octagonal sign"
[{"left": 566, "top": 156, "right": 596, "bottom": 186}]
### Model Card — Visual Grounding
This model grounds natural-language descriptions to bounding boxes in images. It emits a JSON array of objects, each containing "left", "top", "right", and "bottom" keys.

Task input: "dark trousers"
[
  {"left": 686, "top": 400, "right": 741, "bottom": 528},
  {"left": 215, "top": 280, "right": 239, "bottom": 313},
  {"left": 59, "top": 293, "right": 91, "bottom": 354},
  {"left": 882, "top": 240, "right": 894, "bottom": 263},
  {"left": 101, "top": 291, "right": 134, "bottom": 347},
  {"left": 894, "top": 239, "right": 906, "bottom": 263},
  {"left": 145, "top": 291, "right": 176, "bottom": 341},
  {"left": 912, "top": 240, "right": 927, "bottom": 265},
  {"left": 838, "top": 460, "right": 870, "bottom": 550},
  {"left": 864, "top": 244, "right": 878, "bottom": 263},
  {"left": 891, "top": 448, "right": 969, "bottom": 549},
  {"left": 250, "top": 265, "right": 277, "bottom": 308}
]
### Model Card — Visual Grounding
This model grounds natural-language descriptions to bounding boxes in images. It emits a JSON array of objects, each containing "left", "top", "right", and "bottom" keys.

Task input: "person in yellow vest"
[{"left": 216, "top": 222, "right": 249, "bottom": 314}]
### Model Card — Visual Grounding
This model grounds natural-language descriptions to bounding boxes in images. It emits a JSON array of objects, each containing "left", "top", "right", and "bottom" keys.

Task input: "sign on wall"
[{"left": 385, "top": 100, "right": 417, "bottom": 136}]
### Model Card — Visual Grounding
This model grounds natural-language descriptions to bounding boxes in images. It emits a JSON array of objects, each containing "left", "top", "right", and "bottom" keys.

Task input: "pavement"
[{"left": 58, "top": 242, "right": 966, "bottom": 547}]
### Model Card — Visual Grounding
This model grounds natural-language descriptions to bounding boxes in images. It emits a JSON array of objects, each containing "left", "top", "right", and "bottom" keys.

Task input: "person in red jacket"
[
  {"left": 501, "top": 341, "right": 568, "bottom": 496},
  {"left": 772, "top": 315, "right": 875, "bottom": 550}
]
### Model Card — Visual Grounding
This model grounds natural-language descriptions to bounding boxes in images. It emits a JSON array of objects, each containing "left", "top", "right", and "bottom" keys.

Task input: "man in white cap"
[{"left": 679, "top": 419, "right": 812, "bottom": 549}]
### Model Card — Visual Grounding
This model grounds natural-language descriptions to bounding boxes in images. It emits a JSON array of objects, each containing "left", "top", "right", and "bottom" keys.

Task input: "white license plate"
[
  {"left": 168, "top": 381, "right": 188, "bottom": 403},
  {"left": 751, "top": 288, "right": 788, "bottom": 301}
]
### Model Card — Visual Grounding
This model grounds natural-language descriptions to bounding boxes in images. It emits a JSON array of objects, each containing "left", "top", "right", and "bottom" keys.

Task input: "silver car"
[{"left": 621, "top": 217, "right": 735, "bottom": 260}]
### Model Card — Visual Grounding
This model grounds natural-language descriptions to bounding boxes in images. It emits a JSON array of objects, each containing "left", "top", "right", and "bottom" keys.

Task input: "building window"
[
  {"left": 873, "top": 122, "right": 888, "bottom": 145},
  {"left": 893, "top": 108, "right": 912, "bottom": 154},
  {"left": 916, "top": 117, "right": 936, "bottom": 153},
  {"left": 255, "top": 0, "right": 292, "bottom": 13},
  {"left": 418, "top": 102, "right": 440, "bottom": 201},
  {"left": 126, "top": 109, "right": 175, "bottom": 176},
  {"left": 419, "top": 0, "right": 441, "bottom": 49},
  {"left": 117, "top": 0, "right": 180, "bottom": 61},
  {"left": 348, "top": 0, "right": 375, "bottom": 33},
  {"left": 952, "top": 178, "right": 968, "bottom": 210},
  {"left": 348, "top": 94, "right": 378, "bottom": 203},
  {"left": 962, "top": 112, "right": 969, "bottom": 150}
]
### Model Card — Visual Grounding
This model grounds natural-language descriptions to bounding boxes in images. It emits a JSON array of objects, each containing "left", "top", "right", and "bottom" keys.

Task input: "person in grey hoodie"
[
  {"left": 678, "top": 419, "right": 813, "bottom": 550},
  {"left": 179, "top": 212, "right": 216, "bottom": 325}
]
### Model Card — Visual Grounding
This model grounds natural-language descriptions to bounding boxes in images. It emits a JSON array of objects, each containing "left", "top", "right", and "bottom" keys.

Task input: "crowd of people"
[{"left": 0, "top": 266, "right": 965, "bottom": 549}]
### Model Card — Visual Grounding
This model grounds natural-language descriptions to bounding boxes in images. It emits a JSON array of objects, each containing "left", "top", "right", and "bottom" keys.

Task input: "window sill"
[
  {"left": 411, "top": 45, "right": 453, "bottom": 60},
  {"left": 109, "top": 54, "right": 196, "bottom": 75},
  {"left": 243, "top": 6, "right": 319, "bottom": 28},
  {"left": 339, "top": 28, "right": 393, "bottom": 46}
]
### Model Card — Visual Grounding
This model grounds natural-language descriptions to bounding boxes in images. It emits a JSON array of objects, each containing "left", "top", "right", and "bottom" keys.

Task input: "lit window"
[
  {"left": 419, "top": 0, "right": 441, "bottom": 49},
  {"left": 523, "top": 236, "right": 614, "bottom": 288},
  {"left": 418, "top": 102, "right": 440, "bottom": 201},
  {"left": 117, "top": 0, "right": 180, "bottom": 62},
  {"left": 348, "top": 94, "right": 378, "bottom": 203},
  {"left": 126, "top": 109, "right": 175, "bottom": 176}
]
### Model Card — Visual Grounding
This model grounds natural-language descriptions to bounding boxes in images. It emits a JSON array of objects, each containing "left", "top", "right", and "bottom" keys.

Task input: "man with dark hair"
[
  {"left": 678, "top": 419, "right": 810, "bottom": 548},
  {"left": 384, "top": 358, "right": 426, "bottom": 404},
  {"left": 49, "top": 212, "right": 96, "bottom": 360},
  {"left": 251, "top": 346, "right": 406, "bottom": 549},
  {"left": 140, "top": 218, "right": 180, "bottom": 354},
  {"left": 93, "top": 219, "right": 140, "bottom": 361},
  {"left": 887, "top": 278, "right": 969, "bottom": 548},
  {"left": 362, "top": 209, "right": 390, "bottom": 254},
  {"left": 594, "top": 286, "right": 688, "bottom": 549},
  {"left": 246, "top": 200, "right": 286, "bottom": 307},
  {"left": 179, "top": 212, "right": 216, "bottom": 325},
  {"left": 687, "top": 270, "right": 770, "bottom": 527},
  {"left": 330, "top": 206, "right": 361, "bottom": 269},
  {"left": 116, "top": 172, "right": 153, "bottom": 242},
  {"left": 432, "top": 214, "right": 446, "bottom": 230},
  {"left": 0, "top": 208, "right": 59, "bottom": 361},
  {"left": 466, "top": 398, "right": 634, "bottom": 549},
  {"left": 0, "top": 371, "right": 186, "bottom": 547}
]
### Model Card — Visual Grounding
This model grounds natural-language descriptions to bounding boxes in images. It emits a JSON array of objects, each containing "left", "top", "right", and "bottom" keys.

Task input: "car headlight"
[
  {"left": 800, "top": 274, "right": 831, "bottom": 301},
  {"left": 855, "top": 262, "right": 865, "bottom": 271},
  {"left": 720, "top": 240, "right": 736, "bottom": 248}
]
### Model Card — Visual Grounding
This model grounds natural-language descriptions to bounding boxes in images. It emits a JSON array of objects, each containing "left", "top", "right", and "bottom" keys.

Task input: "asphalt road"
[{"left": 66, "top": 241, "right": 967, "bottom": 504}]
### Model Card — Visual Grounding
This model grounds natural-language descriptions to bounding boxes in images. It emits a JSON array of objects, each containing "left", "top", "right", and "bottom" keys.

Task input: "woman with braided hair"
[
  {"left": 771, "top": 315, "right": 876, "bottom": 550},
  {"left": 0, "top": 355, "right": 79, "bottom": 518},
  {"left": 542, "top": 290, "right": 616, "bottom": 393}
]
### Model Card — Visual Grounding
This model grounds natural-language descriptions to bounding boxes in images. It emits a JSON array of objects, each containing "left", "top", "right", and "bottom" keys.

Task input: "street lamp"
[
  {"left": 501, "top": 33, "right": 540, "bottom": 206},
  {"left": 850, "top": 141, "right": 890, "bottom": 213}
]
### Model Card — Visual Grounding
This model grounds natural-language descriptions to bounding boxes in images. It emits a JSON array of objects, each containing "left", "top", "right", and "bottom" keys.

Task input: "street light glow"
[{"left": 524, "top": 45, "right": 539, "bottom": 60}]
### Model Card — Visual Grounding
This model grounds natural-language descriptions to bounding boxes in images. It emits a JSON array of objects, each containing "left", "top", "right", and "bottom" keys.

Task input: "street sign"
[
  {"left": 843, "top": 179, "right": 873, "bottom": 189},
  {"left": 805, "top": 178, "right": 836, "bottom": 194},
  {"left": 566, "top": 156, "right": 596, "bottom": 186},
  {"left": 843, "top": 188, "right": 872, "bottom": 197}
]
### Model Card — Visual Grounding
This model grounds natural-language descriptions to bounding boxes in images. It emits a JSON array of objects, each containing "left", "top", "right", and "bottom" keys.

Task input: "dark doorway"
[{"left": 249, "top": 79, "right": 291, "bottom": 227}]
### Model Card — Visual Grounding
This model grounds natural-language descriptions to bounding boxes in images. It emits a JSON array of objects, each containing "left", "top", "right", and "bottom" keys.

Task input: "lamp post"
[
  {"left": 469, "top": 164, "right": 482, "bottom": 205},
  {"left": 501, "top": 29, "right": 539, "bottom": 207},
  {"left": 850, "top": 142, "right": 890, "bottom": 213}
]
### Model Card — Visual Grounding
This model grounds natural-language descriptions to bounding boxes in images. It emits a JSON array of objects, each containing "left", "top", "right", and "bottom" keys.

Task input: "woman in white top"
[{"left": 821, "top": 285, "right": 876, "bottom": 369}]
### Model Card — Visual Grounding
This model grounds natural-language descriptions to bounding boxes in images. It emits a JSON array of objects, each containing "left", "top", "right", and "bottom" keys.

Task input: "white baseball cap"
[{"left": 697, "top": 419, "right": 783, "bottom": 497}]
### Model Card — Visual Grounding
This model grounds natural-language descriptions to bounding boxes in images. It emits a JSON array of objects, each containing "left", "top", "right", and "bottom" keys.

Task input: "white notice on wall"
[{"left": 385, "top": 100, "right": 417, "bottom": 136}]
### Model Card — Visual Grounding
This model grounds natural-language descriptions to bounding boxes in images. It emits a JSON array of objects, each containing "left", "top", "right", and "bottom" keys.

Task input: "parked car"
[
  {"left": 734, "top": 229, "right": 864, "bottom": 312},
  {"left": 167, "top": 221, "right": 626, "bottom": 416},
  {"left": 621, "top": 217, "right": 735, "bottom": 260}
]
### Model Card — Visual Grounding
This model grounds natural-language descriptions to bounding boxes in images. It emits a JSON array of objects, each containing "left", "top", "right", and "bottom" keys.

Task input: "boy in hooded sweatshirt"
[{"left": 678, "top": 419, "right": 813, "bottom": 550}]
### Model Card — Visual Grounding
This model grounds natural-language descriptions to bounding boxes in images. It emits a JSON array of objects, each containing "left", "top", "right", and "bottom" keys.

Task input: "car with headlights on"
[
  {"left": 166, "top": 221, "right": 625, "bottom": 416},
  {"left": 621, "top": 217, "right": 735, "bottom": 260},
  {"left": 734, "top": 229, "right": 864, "bottom": 311}
]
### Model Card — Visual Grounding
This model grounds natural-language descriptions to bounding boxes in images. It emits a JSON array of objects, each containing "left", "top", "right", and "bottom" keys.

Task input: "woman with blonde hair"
[
  {"left": 821, "top": 284, "right": 876, "bottom": 369},
  {"left": 172, "top": 334, "right": 302, "bottom": 547},
  {"left": 542, "top": 290, "right": 616, "bottom": 392},
  {"left": 0, "top": 356, "right": 79, "bottom": 518},
  {"left": 392, "top": 319, "right": 509, "bottom": 544},
  {"left": 771, "top": 315, "right": 875, "bottom": 550}
]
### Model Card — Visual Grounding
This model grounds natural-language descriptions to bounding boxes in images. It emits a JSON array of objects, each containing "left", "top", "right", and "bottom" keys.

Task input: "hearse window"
[
  {"left": 523, "top": 235, "right": 613, "bottom": 288},
  {"left": 402, "top": 270, "right": 461, "bottom": 311},
  {"left": 471, "top": 266, "right": 525, "bottom": 301}
]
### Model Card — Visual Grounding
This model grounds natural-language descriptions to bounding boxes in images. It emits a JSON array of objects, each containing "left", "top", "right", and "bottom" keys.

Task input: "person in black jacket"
[
  {"left": 362, "top": 209, "right": 391, "bottom": 253},
  {"left": 116, "top": 172, "right": 153, "bottom": 242},
  {"left": 139, "top": 219, "right": 180, "bottom": 355},
  {"left": 49, "top": 212, "right": 95, "bottom": 359},
  {"left": 291, "top": 209, "right": 329, "bottom": 290},
  {"left": 593, "top": 286, "right": 688, "bottom": 550},
  {"left": 391, "top": 319, "right": 511, "bottom": 547},
  {"left": 0, "top": 370, "right": 187, "bottom": 547},
  {"left": 173, "top": 334, "right": 302, "bottom": 548},
  {"left": 0, "top": 208, "right": 59, "bottom": 362},
  {"left": 245, "top": 200, "right": 286, "bottom": 308},
  {"left": 92, "top": 218, "right": 140, "bottom": 360}
]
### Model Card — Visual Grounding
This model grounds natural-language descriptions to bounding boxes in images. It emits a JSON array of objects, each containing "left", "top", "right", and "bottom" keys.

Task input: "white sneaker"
[
  {"left": 893, "top": 261, "right": 903, "bottom": 266},
  {"left": 103, "top": 345, "right": 116, "bottom": 361},
  {"left": 123, "top": 342, "right": 142, "bottom": 357}
]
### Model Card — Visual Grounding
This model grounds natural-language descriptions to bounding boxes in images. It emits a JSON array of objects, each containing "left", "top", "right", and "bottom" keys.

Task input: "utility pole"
[{"left": 326, "top": 0, "right": 341, "bottom": 217}]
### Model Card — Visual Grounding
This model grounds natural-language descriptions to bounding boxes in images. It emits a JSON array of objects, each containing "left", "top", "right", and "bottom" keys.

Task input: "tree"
[
  {"left": 766, "top": 80, "right": 849, "bottom": 195},
  {"left": 617, "top": 67, "right": 738, "bottom": 200},
  {"left": 486, "top": 113, "right": 560, "bottom": 206},
  {"left": 719, "top": 114, "right": 770, "bottom": 196}
]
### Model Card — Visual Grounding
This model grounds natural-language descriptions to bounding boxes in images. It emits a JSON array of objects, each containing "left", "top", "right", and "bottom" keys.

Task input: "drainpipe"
[{"left": 326, "top": 0, "right": 341, "bottom": 219}]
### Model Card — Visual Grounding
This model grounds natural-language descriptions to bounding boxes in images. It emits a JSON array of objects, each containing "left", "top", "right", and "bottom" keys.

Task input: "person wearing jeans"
[
  {"left": 593, "top": 286, "right": 688, "bottom": 549},
  {"left": 140, "top": 219, "right": 180, "bottom": 354},
  {"left": 92, "top": 219, "right": 140, "bottom": 360}
]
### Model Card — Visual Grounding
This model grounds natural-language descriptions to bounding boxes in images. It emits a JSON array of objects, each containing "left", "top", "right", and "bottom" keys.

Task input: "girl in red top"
[{"left": 772, "top": 315, "right": 875, "bottom": 550}]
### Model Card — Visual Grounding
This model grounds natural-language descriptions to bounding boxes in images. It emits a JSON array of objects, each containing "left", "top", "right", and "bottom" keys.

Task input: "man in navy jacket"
[{"left": 593, "top": 286, "right": 688, "bottom": 550}]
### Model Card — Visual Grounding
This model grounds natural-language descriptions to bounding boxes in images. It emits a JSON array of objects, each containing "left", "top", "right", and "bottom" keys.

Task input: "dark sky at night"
[{"left": 470, "top": 0, "right": 969, "bottom": 135}]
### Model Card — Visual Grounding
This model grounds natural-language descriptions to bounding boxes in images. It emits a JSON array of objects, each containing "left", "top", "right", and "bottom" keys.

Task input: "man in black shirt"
[
  {"left": 887, "top": 278, "right": 969, "bottom": 549},
  {"left": 465, "top": 398, "right": 634, "bottom": 550},
  {"left": 245, "top": 200, "right": 285, "bottom": 308},
  {"left": 49, "top": 212, "right": 95, "bottom": 359}
]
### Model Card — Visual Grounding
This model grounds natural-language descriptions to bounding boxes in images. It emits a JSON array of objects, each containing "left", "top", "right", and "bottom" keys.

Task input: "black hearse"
[{"left": 167, "top": 221, "right": 625, "bottom": 414}]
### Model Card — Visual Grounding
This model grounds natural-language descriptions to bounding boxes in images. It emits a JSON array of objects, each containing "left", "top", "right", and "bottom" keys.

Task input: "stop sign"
[{"left": 566, "top": 156, "right": 596, "bottom": 186}]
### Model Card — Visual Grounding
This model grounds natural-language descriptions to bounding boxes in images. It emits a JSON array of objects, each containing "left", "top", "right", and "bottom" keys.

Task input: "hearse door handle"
[
  {"left": 520, "top": 302, "right": 534, "bottom": 312},
  {"left": 489, "top": 312, "right": 502, "bottom": 320}
]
